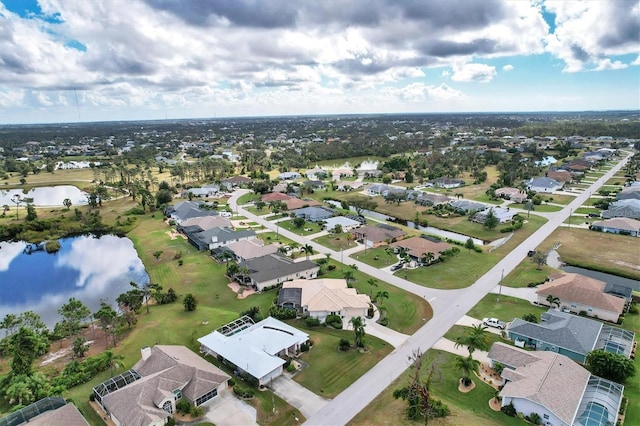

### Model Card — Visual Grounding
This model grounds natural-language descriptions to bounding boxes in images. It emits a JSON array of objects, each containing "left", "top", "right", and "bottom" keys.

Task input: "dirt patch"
[
  {"left": 38, "top": 326, "right": 113, "bottom": 371},
  {"left": 227, "top": 282, "right": 256, "bottom": 299},
  {"left": 489, "top": 397, "right": 502, "bottom": 411},
  {"left": 165, "top": 230, "right": 186, "bottom": 240}
]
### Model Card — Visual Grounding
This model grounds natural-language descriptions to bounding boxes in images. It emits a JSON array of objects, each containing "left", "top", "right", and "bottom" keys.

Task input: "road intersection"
[{"left": 228, "top": 154, "right": 631, "bottom": 425}]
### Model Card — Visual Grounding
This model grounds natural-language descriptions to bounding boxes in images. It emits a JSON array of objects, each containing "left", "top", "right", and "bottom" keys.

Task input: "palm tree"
[
  {"left": 63, "top": 198, "right": 72, "bottom": 210},
  {"left": 374, "top": 290, "right": 389, "bottom": 306},
  {"left": 367, "top": 278, "right": 378, "bottom": 298},
  {"left": 289, "top": 242, "right": 299, "bottom": 259},
  {"left": 546, "top": 294, "right": 561, "bottom": 308},
  {"left": 454, "top": 355, "right": 480, "bottom": 387},
  {"left": 420, "top": 252, "right": 435, "bottom": 266},
  {"left": 104, "top": 350, "right": 125, "bottom": 377},
  {"left": 302, "top": 244, "right": 314, "bottom": 260},
  {"left": 344, "top": 270, "right": 355, "bottom": 283},
  {"left": 455, "top": 324, "right": 490, "bottom": 356},
  {"left": 349, "top": 316, "right": 366, "bottom": 348}
]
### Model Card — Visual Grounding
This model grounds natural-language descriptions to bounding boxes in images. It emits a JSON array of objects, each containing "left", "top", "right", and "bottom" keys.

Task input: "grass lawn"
[
  {"left": 604, "top": 178, "right": 627, "bottom": 186},
  {"left": 291, "top": 322, "right": 393, "bottom": 398},
  {"left": 467, "top": 294, "right": 546, "bottom": 324},
  {"left": 352, "top": 246, "right": 398, "bottom": 268},
  {"left": 237, "top": 192, "right": 261, "bottom": 205},
  {"left": 320, "top": 260, "right": 433, "bottom": 334},
  {"left": 471, "top": 194, "right": 503, "bottom": 205},
  {"left": 348, "top": 349, "right": 526, "bottom": 426},
  {"left": 501, "top": 261, "right": 555, "bottom": 288},
  {"left": 619, "top": 311, "right": 640, "bottom": 424},
  {"left": 544, "top": 194, "right": 576, "bottom": 205},
  {"left": 277, "top": 219, "right": 324, "bottom": 236},
  {"left": 256, "top": 231, "right": 298, "bottom": 249},
  {"left": 314, "top": 232, "right": 358, "bottom": 251},
  {"left": 401, "top": 251, "right": 495, "bottom": 289},
  {"left": 535, "top": 228, "right": 640, "bottom": 280},
  {"left": 574, "top": 207, "right": 601, "bottom": 215},
  {"left": 443, "top": 325, "right": 505, "bottom": 348}
]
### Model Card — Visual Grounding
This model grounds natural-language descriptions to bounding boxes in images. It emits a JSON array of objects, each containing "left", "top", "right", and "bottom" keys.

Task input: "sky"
[{"left": 0, "top": 0, "right": 638, "bottom": 124}]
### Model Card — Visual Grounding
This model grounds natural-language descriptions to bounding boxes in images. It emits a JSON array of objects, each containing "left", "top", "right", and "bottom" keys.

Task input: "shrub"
[
  {"left": 125, "top": 207, "right": 146, "bottom": 215},
  {"left": 300, "top": 342, "right": 310, "bottom": 352},
  {"left": 628, "top": 304, "right": 638, "bottom": 315},
  {"left": 268, "top": 305, "right": 297, "bottom": 320},
  {"left": 233, "top": 386, "right": 254, "bottom": 398},
  {"left": 176, "top": 398, "right": 192, "bottom": 415},
  {"left": 522, "top": 313, "right": 538, "bottom": 323},
  {"left": 286, "top": 364, "right": 296, "bottom": 373},
  {"left": 501, "top": 402, "right": 517, "bottom": 417},
  {"left": 528, "top": 412, "right": 541, "bottom": 425},
  {"left": 166, "top": 418, "right": 176, "bottom": 426},
  {"left": 228, "top": 378, "right": 236, "bottom": 387},
  {"left": 305, "top": 317, "right": 321, "bottom": 327},
  {"left": 339, "top": 338, "right": 351, "bottom": 351},
  {"left": 579, "top": 310, "right": 588, "bottom": 317},
  {"left": 325, "top": 314, "right": 343, "bottom": 329},
  {"left": 327, "top": 264, "right": 336, "bottom": 271},
  {"left": 190, "top": 406, "right": 204, "bottom": 417},
  {"left": 429, "top": 398, "right": 450, "bottom": 417}
]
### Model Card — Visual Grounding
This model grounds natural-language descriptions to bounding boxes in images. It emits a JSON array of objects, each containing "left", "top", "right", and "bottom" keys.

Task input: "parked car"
[
  {"left": 390, "top": 263, "right": 404, "bottom": 271},
  {"left": 482, "top": 317, "right": 506, "bottom": 329}
]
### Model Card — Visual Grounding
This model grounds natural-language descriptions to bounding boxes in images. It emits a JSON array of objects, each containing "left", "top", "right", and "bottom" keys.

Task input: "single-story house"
[
  {"left": 235, "top": 253, "right": 319, "bottom": 291},
  {"left": 390, "top": 236, "right": 452, "bottom": 264},
  {"left": 303, "top": 180, "right": 325, "bottom": 191},
  {"left": 291, "top": 206, "right": 336, "bottom": 222},
  {"left": 332, "top": 168, "right": 354, "bottom": 180},
  {"left": 187, "top": 226, "right": 256, "bottom": 251},
  {"left": 221, "top": 175, "right": 252, "bottom": 190},
  {"left": 278, "top": 278, "right": 370, "bottom": 322},
  {"left": 536, "top": 273, "right": 628, "bottom": 322},
  {"left": 165, "top": 201, "right": 219, "bottom": 224},
  {"left": 305, "top": 166, "right": 327, "bottom": 180},
  {"left": 616, "top": 186, "right": 640, "bottom": 201},
  {"left": 507, "top": 309, "right": 635, "bottom": 363},
  {"left": 449, "top": 199, "right": 486, "bottom": 213},
  {"left": 427, "top": 177, "right": 465, "bottom": 188},
  {"left": 217, "top": 239, "right": 279, "bottom": 262},
  {"left": 323, "top": 216, "right": 362, "bottom": 232},
  {"left": 488, "top": 342, "right": 624, "bottom": 426},
  {"left": 278, "top": 171, "right": 301, "bottom": 180},
  {"left": 352, "top": 224, "right": 406, "bottom": 248},
  {"left": 283, "top": 197, "right": 320, "bottom": 211},
  {"left": 546, "top": 170, "right": 572, "bottom": 184},
  {"left": 602, "top": 199, "right": 640, "bottom": 219},
  {"left": 95, "top": 345, "right": 230, "bottom": 426},
  {"left": 473, "top": 207, "right": 517, "bottom": 224},
  {"left": 533, "top": 156, "right": 557, "bottom": 166},
  {"left": 591, "top": 217, "right": 640, "bottom": 237},
  {"left": 414, "top": 192, "right": 450, "bottom": 206},
  {"left": 177, "top": 215, "right": 231, "bottom": 232},
  {"left": 366, "top": 184, "right": 390, "bottom": 196},
  {"left": 335, "top": 181, "right": 364, "bottom": 191},
  {"left": 262, "top": 192, "right": 292, "bottom": 203},
  {"left": 198, "top": 317, "right": 308, "bottom": 385},
  {"left": 494, "top": 187, "right": 527, "bottom": 203},
  {"left": 7, "top": 398, "right": 89, "bottom": 426},
  {"left": 527, "top": 177, "right": 563, "bottom": 193}
]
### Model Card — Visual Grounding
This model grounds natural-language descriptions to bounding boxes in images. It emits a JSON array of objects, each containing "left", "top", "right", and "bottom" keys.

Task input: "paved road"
[{"left": 228, "top": 153, "right": 631, "bottom": 426}]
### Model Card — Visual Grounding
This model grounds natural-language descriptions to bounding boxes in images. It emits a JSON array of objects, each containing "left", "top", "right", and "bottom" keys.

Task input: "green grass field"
[
  {"left": 501, "top": 261, "right": 555, "bottom": 288},
  {"left": 467, "top": 294, "right": 546, "bottom": 324},
  {"left": 351, "top": 246, "right": 398, "bottom": 268},
  {"left": 291, "top": 322, "right": 393, "bottom": 398},
  {"left": 314, "top": 233, "right": 358, "bottom": 251}
]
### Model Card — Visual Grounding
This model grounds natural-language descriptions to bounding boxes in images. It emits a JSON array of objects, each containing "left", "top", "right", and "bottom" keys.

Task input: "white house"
[
  {"left": 527, "top": 177, "right": 563, "bottom": 193},
  {"left": 198, "top": 317, "right": 309, "bottom": 385},
  {"left": 323, "top": 216, "right": 362, "bottom": 232}
]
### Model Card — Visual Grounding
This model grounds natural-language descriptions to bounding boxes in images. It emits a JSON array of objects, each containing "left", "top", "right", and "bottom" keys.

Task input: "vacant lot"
[
  {"left": 537, "top": 228, "right": 640, "bottom": 280},
  {"left": 314, "top": 232, "right": 358, "bottom": 250}
]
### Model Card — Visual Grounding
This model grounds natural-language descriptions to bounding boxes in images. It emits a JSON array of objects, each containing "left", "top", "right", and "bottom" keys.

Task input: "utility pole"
[
  {"left": 497, "top": 269, "right": 504, "bottom": 302},
  {"left": 568, "top": 208, "right": 572, "bottom": 230}
]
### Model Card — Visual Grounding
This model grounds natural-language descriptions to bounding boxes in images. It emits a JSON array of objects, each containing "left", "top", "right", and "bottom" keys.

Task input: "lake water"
[
  {"left": 0, "top": 186, "right": 89, "bottom": 207},
  {"left": 0, "top": 235, "right": 149, "bottom": 328},
  {"left": 563, "top": 266, "right": 640, "bottom": 291}
]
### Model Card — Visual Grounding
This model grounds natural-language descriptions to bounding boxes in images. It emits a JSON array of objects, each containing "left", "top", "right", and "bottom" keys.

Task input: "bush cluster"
[{"left": 325, "top": 314, "right": 342, "bottom": 329}]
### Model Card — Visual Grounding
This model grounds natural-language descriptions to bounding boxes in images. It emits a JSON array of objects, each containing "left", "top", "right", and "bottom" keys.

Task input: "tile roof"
[
  {"left": 536, "top": 273, "right": 626, "bottom": 314},
  {"left": 283, "top": 197, "right": 320, "bottom": 210},
  {"left": 489, "top": 343, "right": 590, "bottom": 425},
  {"left": 282, "top": 279, "right": 370, "bottom": 313},
  {"left": 226, "top": 239, "right": 278, "bottom": 260},
  {"left": 591, "top": 217, "right": 640, "bottom": 232},
  {"left": 353, "top": 224, "right": 405, "bottom": 243},
  {"left": 390, "top": 236, "right": 452, "bottom": 259},
  {"left": 28, "top": 403, "right": 89, "bottom": 426},
  {"left": 179, "top": 215, "right": 231, "bottom": 230},
  {"left": 238, "top": 253, "right": 319, "bottom": 284}
]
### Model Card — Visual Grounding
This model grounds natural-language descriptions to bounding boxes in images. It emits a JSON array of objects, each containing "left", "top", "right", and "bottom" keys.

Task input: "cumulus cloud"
[
  {"left": 502, "top": 64, "right": 514, "bottom": 71},
  {"left": 632, "top": 55, "right": 640, "bottom": 66},
  {"left": 451, "top": 63, "right": 497, "bottom": 83},
  {"left": 593, "top": 59, "right": 628, "bottom": 71}
]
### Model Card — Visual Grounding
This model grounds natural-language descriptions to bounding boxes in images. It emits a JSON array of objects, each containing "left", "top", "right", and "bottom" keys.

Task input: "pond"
[
  {"left": 0, "top": 185, "right": 89, "bottom": 207},
  {"left": 0, "top": 235, "right": 149, "bottom": 328}
]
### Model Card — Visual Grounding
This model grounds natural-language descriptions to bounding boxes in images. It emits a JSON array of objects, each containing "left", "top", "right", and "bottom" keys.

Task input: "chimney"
[{"left": 141, "top": 346, "right": 152, "bottom": 361}]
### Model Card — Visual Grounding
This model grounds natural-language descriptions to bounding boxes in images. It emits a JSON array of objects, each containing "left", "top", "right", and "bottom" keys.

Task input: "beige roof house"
[
  {"left": 279, "top": 279, "right": 370, "bottom": 322},
  {"left": 591, "top": 217, "right": 640, "bottom": 236},
  {"left": 494, "top": 187, "right": 527, "bottom": 202},
  {"left": 390, "top": 236, "right": 452, "bottom": 260},
  {"left": 179, "top": 215, "right": 231, "bottom": 230},
  {"left": 225, "top": 239, "right": 278, "bottom": 261},
  {"left": 535, "top": 273, "right": 626, "bottom": 322},
  {"left": 97, "top": 345, "right": 229, "bottom": 426},
  {"left": 489, "top": 342, "right": 624, "bottom": 426},
  {"left": 353, "top": 224, "right": 406, "bottom": 247},
  {"left": 21, "top": 402, "right": 89, "bottom": 426}
]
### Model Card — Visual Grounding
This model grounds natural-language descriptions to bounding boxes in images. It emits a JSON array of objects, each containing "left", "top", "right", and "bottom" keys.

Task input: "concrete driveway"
[
  {"left": 270, "top": 375, "right": 329, "bottom": 418},
  {"left": 202, "top": 388, "right": 258, "bottom": 426}
]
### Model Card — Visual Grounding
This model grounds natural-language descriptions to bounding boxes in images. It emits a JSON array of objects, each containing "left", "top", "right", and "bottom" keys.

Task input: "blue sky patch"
[{"left": 1, "top": 0, "right": 62, "bottom": 23}]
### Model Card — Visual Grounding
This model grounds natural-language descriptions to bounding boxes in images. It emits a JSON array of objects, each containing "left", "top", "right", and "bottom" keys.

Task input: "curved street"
[{"left": 228, "top": 153, "right": 631, "bottom": 426}]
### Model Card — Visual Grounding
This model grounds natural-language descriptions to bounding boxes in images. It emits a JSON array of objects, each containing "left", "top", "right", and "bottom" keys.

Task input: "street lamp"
[
  {"left": 568, "top": 208, "right": 572, "bottom": 230},
  {"left": 363, "top": 233, "right": 367, "bottom": 254}
]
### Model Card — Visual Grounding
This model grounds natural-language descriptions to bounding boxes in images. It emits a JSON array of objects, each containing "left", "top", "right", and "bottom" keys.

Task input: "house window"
[
  {"left": 162, "top": 401, "right": 173, "bottom": 413},
  {"left": 173, "top": 389, "right": 182, "bottom": 400},
  {"left": 588, "top": 307, "right": 593, "bottom": 312}
]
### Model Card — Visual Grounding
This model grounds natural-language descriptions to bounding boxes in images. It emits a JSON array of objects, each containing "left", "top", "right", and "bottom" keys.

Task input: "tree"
[
  {"left": 465, "top": 238, "right": 475, "bottom": 252},
  {"left": 349, "top": 316, "right": 366, "bottom": 348},
  {"left": 522, "top": 313, "right": 538, "bottom": 323},
  {"left": 292, "top": 217, "right": 306, "bottom": 228},
  {"left": 94, "top": 302, "right": 118, "bottom": 349},
  {"left": 104, "top": 350, "right": 126, "bottom": 377},
  {"left": 63, "top": 198, "right": 72, "bottom": 210},
  {"left": 374, "top": 290, "right": 389, "bottom": 306},
  {"left": 393, "top": 349, "right": 450, "bottom": 422},
  {"left": 8, "top": 327, "right": 42, "bottom": 376},
  {"left": 11, "top": 194, "right": 23, "bottom": 220},
  {"left": 367, "top": 278, "right": 378, "bottom": 298},
  {"left": 420, "top": 252, "right": 435, "bottom": 266},
  {"left": 153, "top": 250, "right": 163, "bottom": 261},
  {"left": 57, "top": 297, "right": 91, "bottom": 340},
  {"left": 454, "top": 324, "right": 490, "bottom": 356},
  {"left": 301, "top": 243, "right": 314, "bottom": 260},
  {"left": 530, "top": 250, "right": 546, "bottom": 270},
  {"left": 155, "top": 189, "right": 173, "bottom": 206},
  {"left": 72, "top": 337, "right": 89, "bottom": 359},
  {"left": 455, "top": 355, "right": 480, "bottom": 387},
  {"left": 24, "top": 201, "right": 37, "bottom": 221},
  {"left": 332, "top": 224, "right": 343, "bottom": 234},
  {"left": 586, "top": 350, "right": 635, "bottom": 383},
  {"left": 343, "top": 270, "right": 355, "bottom": 283},
  {"left": 546, "top": 294, "right": 560, "bottom": 308},
  {"left": 255, "top": 200, "right": 266, "bottom": 211},
  {"left": 183, "top": 293, "right": 198, "bottom": 311},
  {"left": 484, "top": 209, "right": 499, "bottom": 230},
  {"left": 347, "top": 195, "right": 378, "bottom": 216}
]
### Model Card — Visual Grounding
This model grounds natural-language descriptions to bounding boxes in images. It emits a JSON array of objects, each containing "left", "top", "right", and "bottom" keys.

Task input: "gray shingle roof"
[
  {"left": 508, "top": 310, "right": 602, "bottom": 356},
  {"left": 238, "top": 253, "right": 319, "bottom": 284}
]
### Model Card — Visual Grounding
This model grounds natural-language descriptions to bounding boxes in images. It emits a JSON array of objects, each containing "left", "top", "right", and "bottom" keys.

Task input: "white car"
[{"left": 482, "top": 317, "right": 506, "bottom": 329}]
